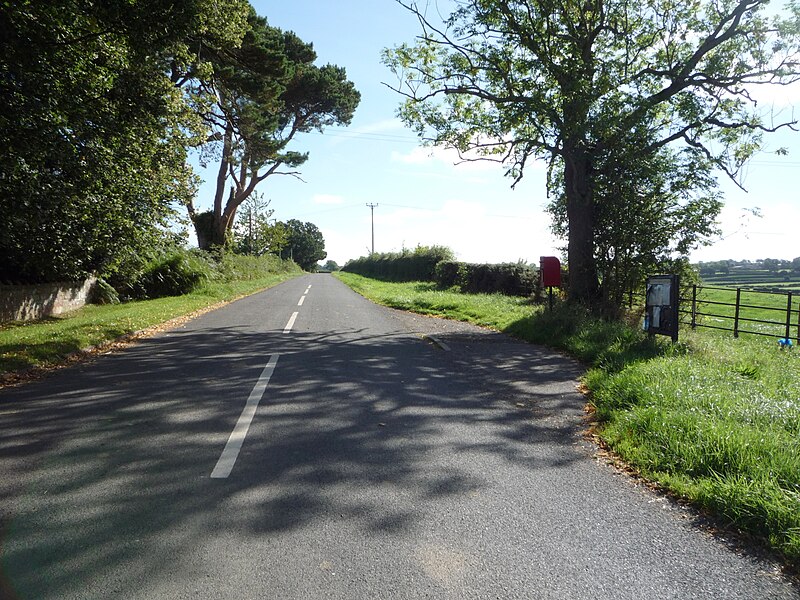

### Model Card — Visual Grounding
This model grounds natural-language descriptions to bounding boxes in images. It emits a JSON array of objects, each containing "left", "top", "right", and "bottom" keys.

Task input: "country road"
[{"left": 0, "top": 274, "right": 796, "bottom": 599}]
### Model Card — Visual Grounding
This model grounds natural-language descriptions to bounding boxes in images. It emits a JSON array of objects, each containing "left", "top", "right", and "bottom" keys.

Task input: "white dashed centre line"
[
  {"left": 210, "top": 354, "right": 279, "bottom": 479},
  {"left": 283, "top": 311, "right": 299, "bottom": 333},
  {"left": 298, "top": 296, "right": 305, "bottom": 306}
]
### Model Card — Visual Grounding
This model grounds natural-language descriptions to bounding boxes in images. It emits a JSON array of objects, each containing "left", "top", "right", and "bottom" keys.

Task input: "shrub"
[
  {"left": 434, "top": 261, "right": 464, "bottom": 288},
  {"left": 132, "top": 250, "right": 217, "bottom": 299},
  {"left": 89, "top": 278, "right": 120, "bottom": 305},
  {"left": 217, "top": 253, "right": 294, "bottom": 281}
]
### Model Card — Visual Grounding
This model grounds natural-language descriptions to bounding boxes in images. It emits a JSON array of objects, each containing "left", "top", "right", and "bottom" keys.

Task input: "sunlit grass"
[
  {"left": 336, "top": 273, "right": 534, "bottom": 329},
  {"left": 336, "top": 272, "right": 800, "bottom": 565}
]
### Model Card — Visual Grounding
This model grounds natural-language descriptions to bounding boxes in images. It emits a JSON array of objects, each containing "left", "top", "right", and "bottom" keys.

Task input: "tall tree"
[
  {"left": 280, "top": 219, "right": 327, "bottom": 271},
  {"left": 186, "top": 12, "right": 361, "bottom": 248},
  {"left": 384, "top": 0, "right": 800, "bottom": 307},
  {"left": 0, "top": 0, "right": 249, "bottom": 283}
]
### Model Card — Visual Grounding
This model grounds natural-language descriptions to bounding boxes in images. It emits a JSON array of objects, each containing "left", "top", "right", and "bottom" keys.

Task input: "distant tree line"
[
  {"left": 342, "top": 246, "right": 455, "bottom": 282},
  {"left": 698, "top": 258, "right": 800, "bottom": 276}
]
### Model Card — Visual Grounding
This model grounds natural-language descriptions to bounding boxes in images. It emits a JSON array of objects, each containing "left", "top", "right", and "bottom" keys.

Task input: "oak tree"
[{"left": 384, "top": 0, "right": 800, "bottom": 307}]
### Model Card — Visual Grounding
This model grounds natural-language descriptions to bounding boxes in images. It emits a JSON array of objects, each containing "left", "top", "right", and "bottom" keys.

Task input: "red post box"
[{"left": 539, "top": 256, "right": 561, "bottom": 288}]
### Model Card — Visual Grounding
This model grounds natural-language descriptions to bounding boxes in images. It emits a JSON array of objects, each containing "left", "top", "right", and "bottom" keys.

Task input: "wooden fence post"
[
  {"left": 733, "top": 288, "right": 741, "bottom": 338},
  {"left": 787, "top": 292, "right": 794, "bottom": 341},
  {"left": 691, "top": 285, "right": 697, "bottom": 329}
]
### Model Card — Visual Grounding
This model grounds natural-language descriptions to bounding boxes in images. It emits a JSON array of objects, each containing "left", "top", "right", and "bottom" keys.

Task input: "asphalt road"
[{"left": 0, "top": 274, "right": 796, "bottom": 599}]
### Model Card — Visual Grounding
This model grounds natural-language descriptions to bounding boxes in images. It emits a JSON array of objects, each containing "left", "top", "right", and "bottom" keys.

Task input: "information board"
[{"left": 645, "top": 274, "right": 679, "bottom": 342}]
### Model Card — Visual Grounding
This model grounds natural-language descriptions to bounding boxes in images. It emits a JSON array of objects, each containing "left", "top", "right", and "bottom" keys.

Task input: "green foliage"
[
  {"left": 231, "top": 195, "right": 287, "bottom": 257},
  {"left": 90, "top": 279, "right": 120, "bottom": 306},
  {"left": 280, "top": 220, "right": 327, "bottom": 271},
  {"left": 342, "top": 246, "right": 455, "bottom": 281},
  {"left": 336, "top": 273, "right": 532, "bottom": 329},
  {"left": 187, "top": 12, "right": 361, "bottom": 247},
  {"left": 384, "top": 0, "right": 800, "bottom": 306},
  {"left": 0, "top": 0, "right": 239, "bottom": 282},
  {"left": 434, "top": 260, "right": 539, "bottom": 296},
  {"left": 130, "top": 250, "right": 217, "bottom": 299},
  {"left": 433, "top": 261, "right": 465, "bottom": 289},
  {"left": 1, "top": 268, "right": 301, "bottom": 374},
  {"left": 461, "top": 262, "right": 538, "bottom": 296},
  {"left": 216, "top": 253, "right": 297, "bottom": 281},
  {"left": 698, "top": 259, "right": 800, "bottom": 291},
  {"left": 549, "top": 143, "right": 722, "bottom": 313},
  {"left": 592, "top": 334, "right": 800, "bottom": 561},
  {"left": 319, "top": 260, "right": 340, "bottom": 272},
  {"left": 191, "top": 211, "right": 216, "bottom": 252}
]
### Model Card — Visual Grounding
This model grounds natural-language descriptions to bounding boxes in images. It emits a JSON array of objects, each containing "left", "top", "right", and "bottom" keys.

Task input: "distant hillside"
[{"left": 696, "top": 258, "right": 800, "bottom": 293}]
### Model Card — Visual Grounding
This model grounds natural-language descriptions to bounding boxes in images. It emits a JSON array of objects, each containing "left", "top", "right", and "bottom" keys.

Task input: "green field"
[
  {"left": 690, "top": 270, "right": 800, "bottom": 340},
  {"left": 701, "top": 269, "right": 800, "bottom": 293}
]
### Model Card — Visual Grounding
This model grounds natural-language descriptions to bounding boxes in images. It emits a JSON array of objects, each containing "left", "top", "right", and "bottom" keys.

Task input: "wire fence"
[{"left": 680, "top": 285, "right": 800, "bottom": 342}]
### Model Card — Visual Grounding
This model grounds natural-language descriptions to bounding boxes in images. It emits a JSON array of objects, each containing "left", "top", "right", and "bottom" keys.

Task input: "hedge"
[
  {"left": 435, "top": 261, "right": 538, "bottom": 296},
  {"left": 342, "top": 246, "right": 454, "bottom": 281}
]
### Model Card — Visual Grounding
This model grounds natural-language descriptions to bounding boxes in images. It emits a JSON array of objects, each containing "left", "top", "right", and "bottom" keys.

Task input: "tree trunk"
[
  {"left": 196, "top": 225, "right": 211, "bottom": 250},
  {"left": 563, "top": 146, "right": 600, "bottom": 304},
  {"left": 210, "top": 211, "right": 228, "bottom": 247}
]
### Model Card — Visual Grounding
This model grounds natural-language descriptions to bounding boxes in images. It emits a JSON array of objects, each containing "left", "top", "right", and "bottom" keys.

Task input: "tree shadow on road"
[{"left": 0, "top": 318, "right": 589, "bottom": 598}]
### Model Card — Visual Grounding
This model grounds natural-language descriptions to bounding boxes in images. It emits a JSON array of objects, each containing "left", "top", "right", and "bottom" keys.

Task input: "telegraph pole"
[{"left": 366, "top": 203, "right": 378, "bottom": 254}]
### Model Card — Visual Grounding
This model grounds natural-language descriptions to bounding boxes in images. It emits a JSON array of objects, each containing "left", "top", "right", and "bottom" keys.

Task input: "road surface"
[{"left": 0, "top": 274, "right": 796, "bottom": 599}]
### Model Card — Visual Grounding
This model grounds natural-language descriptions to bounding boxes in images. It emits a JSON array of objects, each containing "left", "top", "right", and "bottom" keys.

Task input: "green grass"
[
  {"left": 690, "top": 286, "right": 800, "bottom": 339},
  {"left": 336, "top": 273, "right": 535, "bottom": 329},
  {"left": 336, "top": 272, "right": 800, "bottom": 566},
  {"left": 701, "top": 269, "right": 800, "bottom": 293},
  {"left": 590, "top": 332, "right": 800, "bottom": 562},
  {"left": 0, "top": 272, "right": 302, "bottom": 374}
]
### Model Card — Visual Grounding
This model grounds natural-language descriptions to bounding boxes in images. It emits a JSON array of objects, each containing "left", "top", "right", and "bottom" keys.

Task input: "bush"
[
  {"left": 217, "top": 253, "right": 295, "bottom": 281},
  {"left": 132, "top": 250, "right": 217, "bottom": 299},
  {"left": 89, "top": 278, "right": 120, "bottom": 305},
  {"left": 433, "top": 261, "right": 464, "bottom": 288}
]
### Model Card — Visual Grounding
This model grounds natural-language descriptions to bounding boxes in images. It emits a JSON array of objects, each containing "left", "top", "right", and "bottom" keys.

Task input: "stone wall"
[{"left": 0, "top": 277, "right": 97, "bottom": 322}]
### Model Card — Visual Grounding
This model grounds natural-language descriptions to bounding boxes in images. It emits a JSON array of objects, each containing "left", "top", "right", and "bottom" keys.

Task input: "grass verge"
[
  {"left": 0, "top": 271, "right": 301, "bottom": 377},
  {"left": 336, "top": 272, "right": 800, "bottom": 567}
]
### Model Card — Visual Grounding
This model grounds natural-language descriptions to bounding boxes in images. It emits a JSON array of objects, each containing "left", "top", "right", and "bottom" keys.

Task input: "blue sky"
[{"left": 190, "top": 0, "right": 800, "bottom": 266}]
